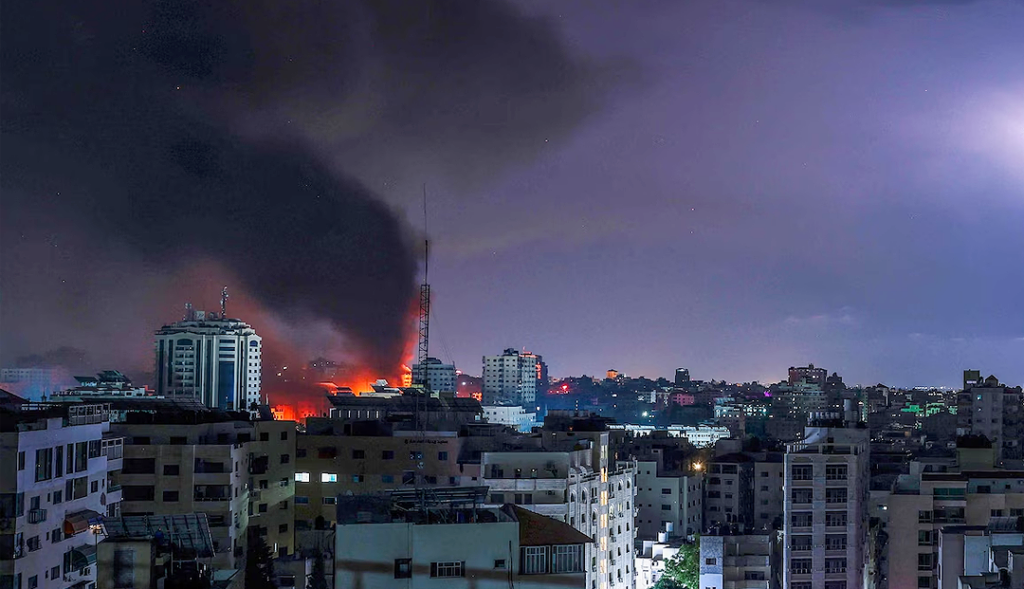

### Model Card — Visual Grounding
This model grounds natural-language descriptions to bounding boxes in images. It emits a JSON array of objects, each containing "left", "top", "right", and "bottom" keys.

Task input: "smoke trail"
[{"left": 0, "top": 0, "right": 601, "bottom": 378}]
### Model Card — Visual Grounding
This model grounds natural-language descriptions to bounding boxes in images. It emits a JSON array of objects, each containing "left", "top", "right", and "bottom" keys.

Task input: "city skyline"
[{"left": 2, "top": 0, "right": 1022, "bottom": 393}]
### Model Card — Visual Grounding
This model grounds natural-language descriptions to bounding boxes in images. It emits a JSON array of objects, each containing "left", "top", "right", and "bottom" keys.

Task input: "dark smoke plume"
[{"left": 0, "top": 0, "right": 601, "bottom": 378}]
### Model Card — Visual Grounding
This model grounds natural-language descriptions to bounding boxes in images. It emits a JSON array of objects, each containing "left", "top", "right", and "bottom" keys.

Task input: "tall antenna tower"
[
  {"left": 415, "top": 185, "right": 431, "bottom": 389},
  {"left": 220, "top": 286, "right": 229, "bottom": 319}
]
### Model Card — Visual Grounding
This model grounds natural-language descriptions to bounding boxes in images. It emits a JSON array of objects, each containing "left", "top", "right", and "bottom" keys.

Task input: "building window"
[
  {"left": 825, "top": 465, "right": 848, "bottom": 481},
  {"left": 430, "top": 561, "right": 465, "bottom": 578},
  {"left": 918, "top": 530, "right": 933, "bottom": 546},
  {"left": 163, "top": 491, "right": 179, "bottom": 502},
  {"left": 494, "top": 559, "right": 507, "bottom": 569},
  {"left": 825, "top": 489, "right": 847, "bottom": 504},
  {"left": 352, "top": 475, "right": 364, "bottom": 483},
  {"left": 17, "top": 452, "right": 25, "bottom": 470},
  {"left": 322, "top": 497, "right": 336, "bottom": 505},
  {"left": 438, "top": 452, "right": 448, "bottom": 461},
  {"left": 791, "top": 465, "right": 813, "bottom": 481},
  {"left": 522, "top": 546, "right": 548, "bottom": 574},
  {"left": 826, "top": 534, "right": 847, "bottom": 550},
  {"left": 321, "top": 473, "right": 338, "bottom": 483},
  {"left": 791, "top": 489, "right": 813, "bottom": 504},
  {"left": 164, "top": 465, "right": 180, "bottom": 476},
  {"left": 918, "top": 510, "right": 932, "bottom": 523},
  {"left": 705, "top": 558, "right": 716, "bottom": 565},
  {"left": 791, "top": 559, "right": 812, "bottom": 574},
  {"left": 918, "top": 576, "right": 931, "bottom": 588},
  {"left": 825, "top": 558, "right": 846, "bottom": 573},
  {"left": 918, "top": 553, "right": 933, "bottom": 571},
  {"left": 295, "top": 473, "right": 310, "bottom": 483},
  {"left": 280, "top": 431, "right": 288, "bottom": 441},
  {"left": 825, "top": 511, "right": 847, "bottom": 527},
  {"left": 791, "top": 535, "right": 812, "bottom": 552},
  {"left": 551, "top": 545, "right": 583, "bottom": 573},
  {"left": 35, "top": 448, "right": 53, "bottom": 482},
  {"left": 295, "top": 496, "right": 309, "bottom": 504},
  {"left": 280, "top": 454, "right": 290, "bottom": 464},
  {"left": 391, "top": 561, "right": 411, "bottom": 577},
  {"left": 382, "top": 475, "right": 394, "bottom": 483},
  {"left": 382, "top": 450, "right": 395, "bottom": 460}
]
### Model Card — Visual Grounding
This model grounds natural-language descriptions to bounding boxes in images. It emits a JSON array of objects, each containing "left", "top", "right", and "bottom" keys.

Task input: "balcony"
[{"left": 28, "top": 508, "right": 47, "bottom": 524}]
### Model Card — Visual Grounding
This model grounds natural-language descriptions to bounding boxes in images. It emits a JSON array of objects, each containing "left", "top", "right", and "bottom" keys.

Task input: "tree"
[
  {"left": 653, "top": 576, "right": 685, "bottom": 589},
  {"left": 245, "top": 536, "right": 276, "bottom": 589},
  {"left": 306, "top": 551, "right": 330, "bottom": 589},
  {"left": 662, "top": 536, "right": 700, "bottom": 589}
]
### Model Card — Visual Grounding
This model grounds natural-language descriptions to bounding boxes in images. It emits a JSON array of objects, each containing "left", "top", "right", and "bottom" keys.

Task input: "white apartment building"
[
  {"left": 480, "top": 431, "right": 637, "bottom": 589},
  {"left": 335, "top": 495, "right": 592, "bottom": 589},
  {"left": 154, "top": 310, "right": 262, "bottom": 411},
  {"left": 0, "top": 403, "right": 123, "bottom": 589},
  {"left": 783, "top": 420, "right": 870, "bottom": 589},
  {"left": 608, "top": 425, "right": 731, "bottom": 448},
  {"left": 410, "top": 357, "right": 457, "bottom": 393},
  {"left": 482, "top": 405, "right": 538, "bottom": 433},
  {"left": 634, "top": 460, "right": 702, "bottom": 540},
  {"left": 699, "top": 532, "right": 778, "bottom": 589},
  {"left": 482, "top": 349, "right": 547, "bottom": 406}
]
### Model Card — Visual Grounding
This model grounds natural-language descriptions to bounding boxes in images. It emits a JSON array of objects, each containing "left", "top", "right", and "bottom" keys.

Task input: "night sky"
[{"left": 2, "top": 0, "right": 1022, "bottom": 388}]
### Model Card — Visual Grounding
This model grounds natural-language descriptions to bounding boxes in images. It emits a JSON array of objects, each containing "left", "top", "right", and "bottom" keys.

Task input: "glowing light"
[{"left": 693, "top": 462, "right": 703, "bottom": 471}]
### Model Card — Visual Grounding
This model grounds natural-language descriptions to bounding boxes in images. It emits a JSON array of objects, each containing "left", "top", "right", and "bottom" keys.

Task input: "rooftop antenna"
[
  {"left": 415, "top": 184, "right": 432, "bottom": 435},
  {"left": 220, "top": 286, "right": 229, "bottom": 319},
  {"left": 416, "top": 184, "right": 431, "bottom": 387}
]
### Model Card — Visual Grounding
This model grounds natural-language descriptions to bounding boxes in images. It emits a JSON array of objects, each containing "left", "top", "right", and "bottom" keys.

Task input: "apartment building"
[
  {"left": 481, "top": 431, "right": 637, "bottom": 589},
  {"left": 0, "top": 402, "right": 122, "bottom": 589},
  {"left": 334, "top": 490, "right": 592, "bottom": 588},
  {"left": 956, "top": 373, "right": 1023, "bottom": 465},
  {"left": 878, "top": 446, "right": 1024, "bottom": 589},
  {"left": 705, "top": 448, "right": 784, "bottom": 532},
  {"left": 783, "top": 418, "right": 870, "bottom": 589},
  {"left": 112, "top": 410, "right": 296, "bottom": 571},
  {"left": 699, "top": 530, "right": 780, "bottom": 589},
  {"left": 482, "top": 349, "right": 548, "bottom": 406},
  {"left": 294, "top": 421, "right": 467, "bottom": 529},
  {"left": 634, "top": 460, "right": 702, "bottom": 540}
]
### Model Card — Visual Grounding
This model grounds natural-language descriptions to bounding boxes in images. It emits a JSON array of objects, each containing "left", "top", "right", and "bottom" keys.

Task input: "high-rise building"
[
  {"left": 0, "top": 402, "right": 123, "bottom": 589},
  {"left": 154, "top": 307, "right": 262, "bottom": 411},
  {"left": 674, "top": 369, "right": 690, "bottom": 386},
  {"left": 482, "top": 349, "right": 547, "bottom": 406},
  {"left": 410, "top": 357, "right": 457, "bottom": 393},
  {"left": 956, "top": 373, "right": 1022, "bottom": 464},
  {"left": 782, "top": 411, "right": 869, "bottom": 589},
  {"left": 788, "top": 364, "right": 827, "bottom": 387}
]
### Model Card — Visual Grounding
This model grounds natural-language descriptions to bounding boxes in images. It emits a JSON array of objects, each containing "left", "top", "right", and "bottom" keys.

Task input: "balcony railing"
[{"left": 28, "top": 508, "right": 47, "bottom": 524}]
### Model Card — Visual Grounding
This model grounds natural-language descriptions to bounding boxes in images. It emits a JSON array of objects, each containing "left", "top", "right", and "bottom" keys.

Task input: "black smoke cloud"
[{"left": 0, "top": 0, "right": 600, "bottom": 378}]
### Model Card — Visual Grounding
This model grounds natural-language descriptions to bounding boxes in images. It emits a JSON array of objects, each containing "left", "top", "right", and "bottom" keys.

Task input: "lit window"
[
  {"left": 294, "top": 472, "right": 310, "bottom": 483},
  {"left": 321, "top": 473, "right": 338, "bottom": 483}
]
